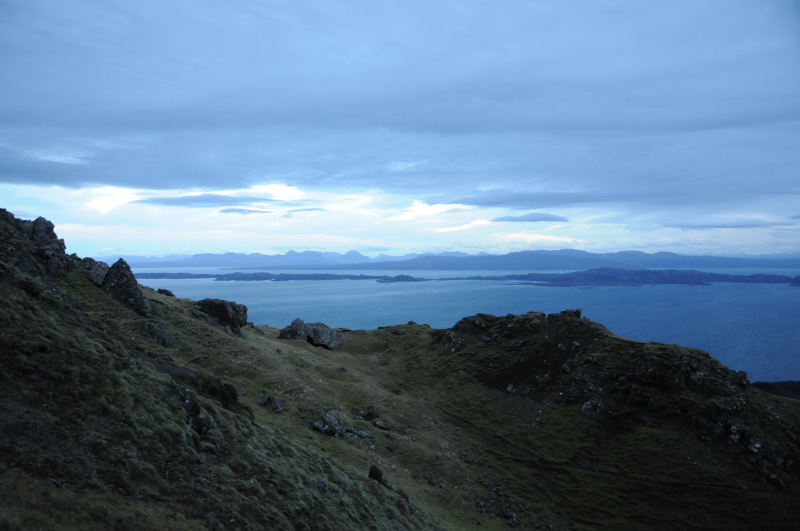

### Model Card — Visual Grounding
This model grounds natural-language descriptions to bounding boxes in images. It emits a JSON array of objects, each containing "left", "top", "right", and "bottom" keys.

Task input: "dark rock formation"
[
  {"left": 197, "top": 298, "right": 248, "bottom": 333},
  {"left": 144, "top": 320, "right": 171, "bottom": 347},
  {"left": 278, "top": 318, "right": 307, "bottom": 340},
  {"left": 0, "top": 209, "right": 74, "bottom": 278},
  {"left": 278, "top": 318, "right": 342, "bottom": 349},
  {"left": 363, "top": 407, "right": 378, "bottom": 421},
  {"left": 102, "top": 259, "right": 151, "bottom": 317},
  {"left": 157, "top": 288, "right": 175, "bottom": 297},
  {"left": 368, "top": 465, "right": 392, "bottom": 489}
]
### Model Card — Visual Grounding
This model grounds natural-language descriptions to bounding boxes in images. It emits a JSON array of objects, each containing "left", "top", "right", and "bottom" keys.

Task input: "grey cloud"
[
  {"left": 219, "top": 208, "right": 273, "bottom": 214},
  {"left": 0, "top": 0, "right": 798, "bottom": 237},
  {"left": 664, "top": 218, "right": 797, "bottom": 230},
  {"left": 492, "top": 213, "right": 569, "bottom": 222},
  {"left": 135, "top": 194, "right": 281, "bottom": 207},
  {"left": 288, "top": 208, "right": 325, "bottom": 213}
]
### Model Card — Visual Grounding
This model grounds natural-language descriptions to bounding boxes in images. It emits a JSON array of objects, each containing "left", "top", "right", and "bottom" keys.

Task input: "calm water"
[{"left": 134, "top": 268, "right": 800, "bottom": 382}]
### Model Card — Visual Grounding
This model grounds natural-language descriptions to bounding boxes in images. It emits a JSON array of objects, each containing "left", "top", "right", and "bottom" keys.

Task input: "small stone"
[
  {"left": 262, "top": 395, "right": 283, "bottom": 413},
  {"left": 372, "top": 419, "right": 389, "bottom": 431}
]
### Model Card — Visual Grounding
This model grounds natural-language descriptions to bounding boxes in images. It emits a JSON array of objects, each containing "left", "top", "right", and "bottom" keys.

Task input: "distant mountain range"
[{"left": 116, "top": 248, "right": 800, "bottom": 271}]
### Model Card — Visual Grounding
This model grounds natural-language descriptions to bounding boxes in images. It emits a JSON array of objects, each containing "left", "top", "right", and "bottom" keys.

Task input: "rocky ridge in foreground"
[{"left": 1, "top": 208, "right": 799, "bottom": 531}]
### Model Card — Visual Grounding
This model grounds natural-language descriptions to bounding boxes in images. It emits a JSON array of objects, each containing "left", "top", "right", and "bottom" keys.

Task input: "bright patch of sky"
[{"left": 1, "top": 1, "right": 798, "bottom": 257}]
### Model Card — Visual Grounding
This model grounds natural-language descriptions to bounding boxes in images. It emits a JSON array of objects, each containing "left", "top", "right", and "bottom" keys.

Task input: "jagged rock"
[
  {"left": 144, "top": 320, "right": 171, "bottom": 347},
  {"left": 157, "top": 288, "right": 175, "bottom": 297},
  {"left": 279, "top": 318, "right": 342, "bottom": 349},
  {"left": 0, "top": 209, "right": 73, "bottom": 277},
  {"left": 279, "top": 318, "right": 307, "bottom": 339},
  {"left": 89, "top": 262, "right": 109, "bottom": 286},
  {"left": 197, "top": 298, "right": 248, "bottom": 333},
  {"left": 102, "top": 259, "right": 151, "bottom": 317}
]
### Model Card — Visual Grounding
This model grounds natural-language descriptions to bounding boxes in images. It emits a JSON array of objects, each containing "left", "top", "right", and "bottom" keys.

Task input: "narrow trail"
[{"left": 430, "top": 402, "right": 800, "bottom": 499}]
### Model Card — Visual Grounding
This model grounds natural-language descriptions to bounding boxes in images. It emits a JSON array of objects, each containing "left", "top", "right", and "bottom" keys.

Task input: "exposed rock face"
[
  {"left": 0, "top": 209, "right": 74, "bottom": 277},
  {"left": 144, "top": 320, "right": 171, "bottom": 347},
  {"left": 197, "top": 298, "right": 248, "bottom": 333},
  {"left": 89, "top": 261, "right": 109, "bottom": 285},
  {"left": 102, "top": 259, "right": 151, "bottom": 317},
  {"left": 278, "top": 318, "right": 342, "bottom": 349}
]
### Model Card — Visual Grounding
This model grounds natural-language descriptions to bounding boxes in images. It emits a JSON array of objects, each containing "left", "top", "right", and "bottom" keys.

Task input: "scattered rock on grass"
[{"left": 144, "top": 320, "right": 171, "bottom": 347}]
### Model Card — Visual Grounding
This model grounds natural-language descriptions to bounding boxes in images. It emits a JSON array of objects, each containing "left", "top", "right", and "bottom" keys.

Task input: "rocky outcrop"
[
  {"left": 157, "top": 288, "right": 175, "bottom": 297},
  {"left": 278, "top": 318, "right": 342, "bottom": 349},
  {"left": 0, "top": 209, "right": 74, "bottom": 278},
  {"left": 197, "top": 298, "right": 248, "bottom": 333},
  {"left": 102, "top": 259, "right": 151, "bottom": 317}
]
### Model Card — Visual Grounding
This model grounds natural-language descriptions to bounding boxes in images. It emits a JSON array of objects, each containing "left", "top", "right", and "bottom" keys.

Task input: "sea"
[{"left": 132, "top": 267, "right": 800, "bottom": 383}]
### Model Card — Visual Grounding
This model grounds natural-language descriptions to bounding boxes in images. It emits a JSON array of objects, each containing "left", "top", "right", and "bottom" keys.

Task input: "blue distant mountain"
[{"left": 120, "top": 248, "right": 800, "bottom": 270}]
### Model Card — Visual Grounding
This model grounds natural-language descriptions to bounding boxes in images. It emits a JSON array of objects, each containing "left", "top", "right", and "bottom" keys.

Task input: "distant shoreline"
[{"left": 135, "top": 268, "right": 800, "bottom": 287}]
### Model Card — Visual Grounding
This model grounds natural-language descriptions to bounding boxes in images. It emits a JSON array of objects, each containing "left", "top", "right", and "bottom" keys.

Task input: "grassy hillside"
[{"left": 1, "top": 209, "right": 799, "bottom": 530}]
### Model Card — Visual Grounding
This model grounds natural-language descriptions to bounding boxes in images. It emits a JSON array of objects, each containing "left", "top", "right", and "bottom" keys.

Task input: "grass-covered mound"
[{"left": 1, "top": 208, "right": 799, "bottom": 530}]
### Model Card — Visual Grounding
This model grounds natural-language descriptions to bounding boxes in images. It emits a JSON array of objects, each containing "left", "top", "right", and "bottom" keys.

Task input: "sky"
[{"left": 1, "top": 0, "right": 799, "bottom": 258}]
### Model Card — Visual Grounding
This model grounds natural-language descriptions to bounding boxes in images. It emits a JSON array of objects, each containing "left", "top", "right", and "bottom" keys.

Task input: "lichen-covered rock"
[
  {"left": 144, "top": 320, "right": 171, "bottom": 347},
  {"left": 102, "top": 259, "right": 151, "bottom": 317},
  {"left": 89, "top": 261, "right": 109, "bottom": 286},
  {"left": 197, "top": 298, "right": 248, "bottom": 332}
]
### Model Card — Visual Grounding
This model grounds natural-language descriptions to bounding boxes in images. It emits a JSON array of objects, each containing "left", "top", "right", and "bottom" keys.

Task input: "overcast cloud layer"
[{"left": 1, "top": 0, "right": 798, "bottom": 257}]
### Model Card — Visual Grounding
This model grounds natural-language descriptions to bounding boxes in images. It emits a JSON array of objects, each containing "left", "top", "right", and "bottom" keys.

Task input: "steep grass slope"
[{"left": 1, "top": 209, "right": 799, "bottom": 530}]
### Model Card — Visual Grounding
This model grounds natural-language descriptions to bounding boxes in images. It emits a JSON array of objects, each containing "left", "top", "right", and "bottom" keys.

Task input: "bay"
[{"left": 134, "top": 267, "right": 800, "bottom": 382}]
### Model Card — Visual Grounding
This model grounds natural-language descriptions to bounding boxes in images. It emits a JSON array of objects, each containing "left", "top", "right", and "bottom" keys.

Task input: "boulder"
[
  {"left": 144, "top": 320, "right": 171, "bottom": 347},
  {"left": 102, "top": 259, "right": 151, "bottom": 317},
  {"left": 304, "top": 322, "right": 342, "bottom": 349},
  {"left": 278, "top": 318, "right": 307, "bottom": 340},
  {"left": 197, "top": 298, "right": 248, "bottom": 333},
  {"left": 278, "top": 318, "right": 341, "bottom": 349},
  {"left": 157, "top": 288, "right": 175, "bottom": 297},
  {"left": 89, "top": 262, "right": 109, "bottom": 286}
]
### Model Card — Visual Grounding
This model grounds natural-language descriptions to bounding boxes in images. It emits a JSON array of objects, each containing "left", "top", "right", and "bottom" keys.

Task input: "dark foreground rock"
[
  {"left": 197, "top": 298, "right": 248, "bottom": 332},
  {"left": 279, "top": 318, "right": 342, "bottom": 349},
  {"left": 157, "top": 288, "right": 175, "bottom": 297},
  {"left": 0, "top": 209, "right": 74, "bottom": 277},
  {"left": 102, "top": 259, "right": 151, "bottom": 317}
]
